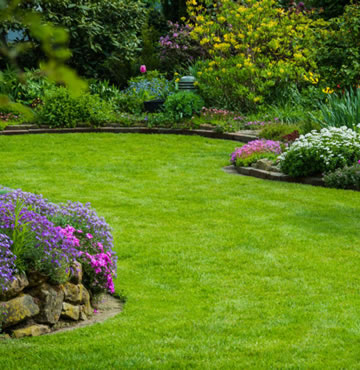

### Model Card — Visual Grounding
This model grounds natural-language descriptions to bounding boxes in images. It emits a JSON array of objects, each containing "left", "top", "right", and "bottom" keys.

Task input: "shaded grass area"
[{"left": 0, "top": 133, "right": 360, "bottom": 368}]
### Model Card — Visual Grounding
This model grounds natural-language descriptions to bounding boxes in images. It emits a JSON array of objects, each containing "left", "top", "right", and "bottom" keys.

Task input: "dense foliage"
[
  {"left": 315, "top": 3, "right": 360, "bottom": 89},
  {"left": 1, "top": 0, "right": 147, "bottom": 84},
  {"left": 312, "top": 88, "right": 360, "bottom": 130},
  {"left": 37, "top": 87, "right": 116, "bottom": 127},
  {"left": 164, "top": 91, "right": 204, "bottom": 121}
]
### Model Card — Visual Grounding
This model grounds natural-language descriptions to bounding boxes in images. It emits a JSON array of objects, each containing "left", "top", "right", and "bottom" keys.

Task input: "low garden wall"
[{"left": 1, "top": 262, "right": 95, "bottom": 338}]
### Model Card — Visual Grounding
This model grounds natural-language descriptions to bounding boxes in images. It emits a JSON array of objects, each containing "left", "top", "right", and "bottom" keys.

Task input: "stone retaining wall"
[{"left": 0, "top": 262, "right": 96, "bottom": 338}]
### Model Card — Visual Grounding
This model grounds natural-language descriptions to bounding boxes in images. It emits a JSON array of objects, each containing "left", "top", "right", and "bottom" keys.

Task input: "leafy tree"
[{"left": 0, "top": 0, "right": 148, "bottom": 84}]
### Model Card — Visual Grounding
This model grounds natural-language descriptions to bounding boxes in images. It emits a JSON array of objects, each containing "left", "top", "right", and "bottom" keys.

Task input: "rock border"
[
  {"left": 0, "top": 266, "right": 123, "bottom": 339},
  {"left": 224, "top": 165, "right": 324, "bottom": 187},
  {"left": 0, "top": 124, "right": 258, "bottom": 143}
]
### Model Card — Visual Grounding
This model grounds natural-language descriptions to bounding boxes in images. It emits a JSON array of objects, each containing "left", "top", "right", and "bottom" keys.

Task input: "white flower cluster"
[{"left": 279, "top": 126, "right": 360, "bottom": 168}]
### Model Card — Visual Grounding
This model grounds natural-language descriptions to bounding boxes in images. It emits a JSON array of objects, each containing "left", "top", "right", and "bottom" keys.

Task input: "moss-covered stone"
[
  {"left": 61, "top": 302, "right": 80, "bottom": 321},
  {"left": 63, "top": 283, "right": 83, "bottom": 304},
  {"left": 28, "top": 283, "right": 64, "bottom": 324},
  {"left": 12, "top": 324, "right": 50, "bottom": 338},
  {"left": 0, "top": 274, "right": 29, "bottom": 300},
  {"left": 1, "top": 295, "right": 40, "bottom": 328}
]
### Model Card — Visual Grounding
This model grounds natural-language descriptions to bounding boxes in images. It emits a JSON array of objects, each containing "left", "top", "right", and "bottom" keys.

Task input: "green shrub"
[
  {"left": 146, "top": 112, "right": 174, "bottom": 127},
  {"left": 311, "top": 88, "right": 360, "bottom": 130},
  {"left": 37, "top": 87, "right": 116, "bottom": 128},
  {"left": 279, "top": 126, "right": 360, "bottom": 177},
  {"left": 259, "top": 123, "right": 301, "bottom": 141},
  {"left": 164, "top": 91, "right": 204, "bottom": 121},
  {"left": 324, "top": 163, "right": 360, "bottom": 190}
]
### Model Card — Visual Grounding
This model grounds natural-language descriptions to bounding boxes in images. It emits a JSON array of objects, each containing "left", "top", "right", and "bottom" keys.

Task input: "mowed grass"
[{"left": 0, "top": 133, "right": 360, "bottom": 369}]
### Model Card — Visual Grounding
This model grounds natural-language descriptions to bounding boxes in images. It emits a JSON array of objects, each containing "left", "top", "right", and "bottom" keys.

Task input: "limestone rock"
[
  {"left": 29, "top": 283, "right": 64, "bottom": 324},
  {"left": 27, "top": 271, "right": 48, "bottom": 287},
  {"left": 12, "top": 324, "right": 50, "bottom": 338},
  {"left": 79, "top": 311, "right": 88, "bottom": 321},
  {"left": 269, "top": 165, "right": 281, "bottom": 173},
  {"left": 70, "top": 261, "right": 83, "bottom": 284},
  {"left": 0, "top": 273, "right": 29, "bottom": 300},
  {"left": 81, "top": 286, "right": 92, "bottom": 316},
  {"left": 91, "top": 293, "right": 105, "bottom": 310},
  {"left": 61, "top": 302, "right": 80, "bottom": 321},
  {"left": 1, "top": 295, "right": 40, "bottom": 328},
  {"left": 251, "top": 158, "right": 274, "bottom": 171},
  {"left": 63, "top": 283, "right": 83, "bottom": 304}
]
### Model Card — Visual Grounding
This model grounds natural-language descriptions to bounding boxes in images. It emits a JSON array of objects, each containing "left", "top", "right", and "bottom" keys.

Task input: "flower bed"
[
  {"left": 229, "top": 126, "right": 360, "bottom": 191},
  {"left": 230, "top": 139, "right": 284, "bottom": 167},
  {"left": 0, "top": 187, "right": 117, "bottom": 338}
]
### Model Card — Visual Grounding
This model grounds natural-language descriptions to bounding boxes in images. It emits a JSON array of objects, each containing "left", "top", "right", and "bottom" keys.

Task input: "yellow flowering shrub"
[{"left": 186, "top": 0, "right": 328, "bottom": 111}]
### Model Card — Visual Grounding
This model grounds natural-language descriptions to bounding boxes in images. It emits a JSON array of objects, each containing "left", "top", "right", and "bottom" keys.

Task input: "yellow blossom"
[{"left": 322, "top": 87, "right": 334, "bottom": 94}]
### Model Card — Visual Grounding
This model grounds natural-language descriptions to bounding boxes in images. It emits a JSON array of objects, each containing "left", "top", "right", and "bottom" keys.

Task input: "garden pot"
[{"left": 144, "top": 99, "right": 165, "bottom": 113}]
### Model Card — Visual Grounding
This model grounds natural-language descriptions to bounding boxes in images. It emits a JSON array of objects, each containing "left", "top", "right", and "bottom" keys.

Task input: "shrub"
[
  {"left": 164, "top": 91, "right": 204, "bottom": 121},
  {"left": 126, "top": 71, "right": 174, "bottom": 101},
  {"left": 37, "top": 87, "right": 116, "bottom": 127},
  {"left": 230, "top": 139, "right": 283, "bottom": 167},
  {"left": 259, "top": 123, "right": 301, "bottom": 141},
  {"left": 115, "top": 71, "right": 174, "bottom": 114},
  {"left": 187, "top": 0, "right": 328, "bottom": 111},
  {"left": 159, "top": 21, "right": 207, "bottom": 75},
  {"left": 324, "top": 163, "right": 360, "bottom": 190},
  {"left": 311, "top": 88, "right": 360, "bottom": 130},
  {"left": 279, "top": 126, "right": 360, "bottom": 177}
]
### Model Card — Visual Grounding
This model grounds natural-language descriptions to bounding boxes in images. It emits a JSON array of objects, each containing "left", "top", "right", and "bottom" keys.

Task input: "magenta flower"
[
  {"left": 140, "top": 65, "right": 147, "bottom": 74},
  {"left": 86, "top": 233, "right": 93, "bottom": 239},
  {"left": 230, "top": 139, "right": 283, "bottom": 164}
]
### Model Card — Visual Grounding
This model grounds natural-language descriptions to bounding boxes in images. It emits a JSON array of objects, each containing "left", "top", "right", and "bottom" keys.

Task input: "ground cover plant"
[
  {"left": 0, "top": 188, "right": 117, "bottom": 297},
  {"left": 1, "top": 133, "right": 360, "bottom": 367},
  {"left": 230, "top": 139, "right": 283, "bottom": 167}
]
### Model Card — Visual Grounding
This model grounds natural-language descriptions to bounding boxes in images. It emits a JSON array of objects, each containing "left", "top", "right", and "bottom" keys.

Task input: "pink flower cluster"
[
  {"left": 230, "top": 139, "right": 283, "bottom": 163},
  {"left": 59, "top": 225, "right": 80, "bottom": 247},
  {"left": 81, "top": 246, "right": 115, "bottom": 294},
  {"left": 60, "top": 225, "right": 115, "bottom": 294}
]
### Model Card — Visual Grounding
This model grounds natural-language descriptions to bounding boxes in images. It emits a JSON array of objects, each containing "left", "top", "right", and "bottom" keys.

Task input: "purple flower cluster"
[
  {"left": 0, "top": 199, "right": 80, "bottom": 282},
  {"left": 230, "top": 139, "right": 283, "bottom": 164},
  {"left": 0, "top": 234, "right": 16, "bottom": 293},
  {"left": 0, "top": 188, "right": 117, "bottom": 294},
  {"left": 159, "top": 21, "right": 207, "bottom": 68}
]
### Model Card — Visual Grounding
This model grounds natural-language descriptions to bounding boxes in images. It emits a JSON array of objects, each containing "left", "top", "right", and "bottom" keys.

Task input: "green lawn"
[{"left": 1, "top": 133, "right": 360, "bottom": 369}]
